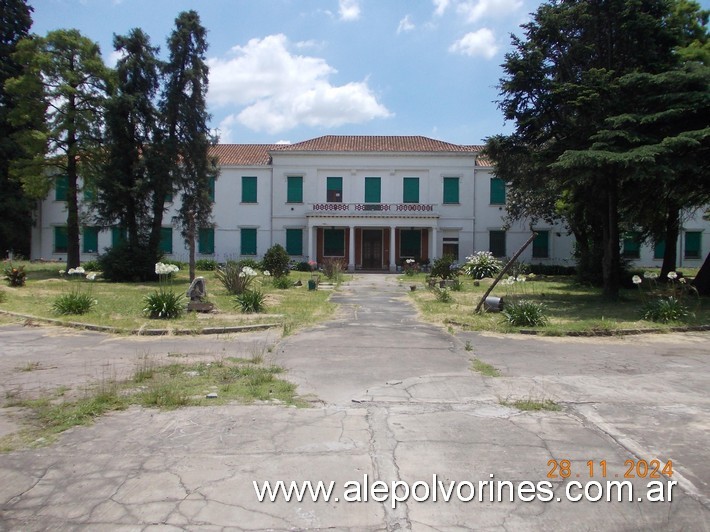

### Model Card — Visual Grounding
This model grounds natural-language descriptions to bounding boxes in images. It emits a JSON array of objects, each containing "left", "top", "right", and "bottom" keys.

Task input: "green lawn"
[
  {"left": 401, "top": 272, "right": 709, "bottom": 335},
  {"left": 0, "top": 261, "right": 334, "bottom": 334}
]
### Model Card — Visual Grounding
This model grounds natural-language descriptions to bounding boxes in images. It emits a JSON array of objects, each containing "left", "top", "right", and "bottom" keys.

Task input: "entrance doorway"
[{"left": 362, "top": 229, "right": 383, "bottom": 269}]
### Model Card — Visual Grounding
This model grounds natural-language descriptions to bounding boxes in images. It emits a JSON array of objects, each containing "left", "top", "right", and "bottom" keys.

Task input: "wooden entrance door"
[{"left": 362, "top": 229, "right": 383, "bottom": 269}]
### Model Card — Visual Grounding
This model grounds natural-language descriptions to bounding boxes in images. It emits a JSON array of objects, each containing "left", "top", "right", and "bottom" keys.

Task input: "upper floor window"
[
  {"left": 287, "top": 176, "right": 303, "bottom": 203},
  {"left": 365, "top": 177, "right": 381, "bottom": 203},
  {"left": 327, "top": 177, "right": 342, "bottom": 203},
  {"left": 443, "top": 177, "right": 459, "bottom": 204},
  {"left": 403, "top": 177, "right": 419, "bottom": 204},
  {"left": 242, "top": 176, "right": 257, "bottom": 203},
  {"left": 55, "top": 175, "right": 68, "bottom": 201},
  {"left": 208, "top": 176, "right": 216, "bottom": 202},
  {"left": 490, "top": 178, "right": 506, "bottom": 205}
]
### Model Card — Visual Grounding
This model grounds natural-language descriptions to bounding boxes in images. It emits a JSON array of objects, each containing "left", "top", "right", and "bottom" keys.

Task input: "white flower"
[
  {"left": 59, "top": 270, "right": 65, "bottom": 275},
  {"left": 517, "top": 275, "right": 526, "bottom": 282},
  {"left": 632, "top": 275, "right": 642, "bottom": 285},
  {"left": 87, "top": 272, "right": 96, "bottom": 281},
  {"left": 67, "top": 268, "right": 76, "bottom": 275},
  {"left": 667, "top": 271, "right": 678, "bottom": 280},
  {"left": 241, "top": 266, "right": 257, "bottom": 277},
  {"left": 74, "top": 267, "right": 85, "bottom": 274},
  {"left": 679, "top": 277, "right": 686, "bottom": 284},
  {"left": 263, "top": 270, "right": 271, "bottom": 277}
]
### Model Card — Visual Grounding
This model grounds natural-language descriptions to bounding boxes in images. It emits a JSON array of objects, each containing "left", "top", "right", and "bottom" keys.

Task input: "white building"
[{"left": 31, "top": 135, "right": 707, "bottom": 272}]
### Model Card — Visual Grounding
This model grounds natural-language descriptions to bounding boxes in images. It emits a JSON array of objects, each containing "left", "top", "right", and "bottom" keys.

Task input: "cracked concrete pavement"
[{"left": 0, "top": 274, "right": 709, "bottom": 530}]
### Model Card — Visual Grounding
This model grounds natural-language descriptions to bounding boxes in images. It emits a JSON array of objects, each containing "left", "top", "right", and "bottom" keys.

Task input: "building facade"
[{"left": 31, "top": 135, "right": 707, "bottom": 272}]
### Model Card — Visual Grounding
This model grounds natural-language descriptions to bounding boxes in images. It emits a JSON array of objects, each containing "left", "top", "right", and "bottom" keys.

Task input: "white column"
[
  {"left": 348, "top": 225, "right": 356, "bottom": 272},
  {"left": 389, "top": 225, "right": 396, "bottom": 273},
  {"left": 307, "top": 221, "right": 316, "bottom": 264},
  {"left": 430, "top": 226, "right": 438, "bottom": 262}
]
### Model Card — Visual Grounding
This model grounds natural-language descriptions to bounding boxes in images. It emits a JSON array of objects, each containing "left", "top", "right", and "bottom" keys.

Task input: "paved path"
[{"left": 0, "top": 274, "right": 709, "bottom": 530}]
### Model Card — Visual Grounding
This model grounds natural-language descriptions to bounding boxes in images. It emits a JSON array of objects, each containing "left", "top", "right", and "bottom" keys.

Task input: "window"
[
  {"left": 365, "top": 177, "right": 381, "bottom": 203},
  {"left": 400, "top": 229, "right": 421, "bottom": 258},
  {"left": 54, "top": 226, "right": 68, "bottom": 253},
  {"left": 490, "top": 178, "right": 506, "bottom": 205},
  {"left": 55, "top": 175, "right": 68, "bottom": 201},
  {"left": 208, "top": 176, "right": 216, "bottom": 202},
  {"left": 242, "top": 176, "right": 257, "bottom": 203},
  {"left": 654, "top": 239, "right": 666, "bottom": 260},
  {"left": 287, "top": 176, "right": 303, "bottom": 203},
  {"left": 286, "top": 228, "right": 303, "bottom": 256},
  {"left": 443, "top": 237, "right": 459, "bottom": 261},
  {"left": 489, "top": 230, "right": 506, "bottom": 257},
  {"left": 159, "top": 227, "right": 173, "bottom": 254},
  {"left": 111, "top": 226, "right": 127, "bottom": 248},
  {"left": 403, "top": 177, "right": 419, "bottom": 204},
  {"left": 532, "top": 230, "right": 549, "bottom": 259},
  {"left": 685, "top": 231, "right": 701, "bottom": 259},
  {"left": 443, "top": 177, "right": 459, "bottom": 204},
  {"left": 241, "top": 228, "right": 257, "bottom": 256},
  {"left": 327, "top": 177, "right": 342, "bottom": 202},
  {"left": 198, "top": 227, "right": 214, "bottom": 254},
  {"left": 83, "top": 186, "right": 95, "bottom": 201},
  {"left": 622, "top": 232, "right": 641, "bottom": 259},
  {"left": 323, "top": 229, "right": 345, "bottom": 256},
  {"left": 165, "top": 192, "right": 173, "bottom": 203},
  {"left": 82, "top": 226, "right": 99, "bottom": 253}
]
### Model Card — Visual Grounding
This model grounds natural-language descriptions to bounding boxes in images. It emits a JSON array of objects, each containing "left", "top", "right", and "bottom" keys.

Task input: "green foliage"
[
  {"left": 529, "top": 264, "right": 576, "bottom": 276},
  {"left": 433, "top": 287, "right": 452, "bottom": 303},
  {"left": 322, "top": 258, "right": 346, "bottom": 282},
  {"left": 215, "top": 262, "right": 257, "bottom": 295},
  {"left": 3, "top": 264, "right": 26, "bottom": 287},
  {"left": 641, "top": 296, "right": 689, "bottom": 323},
  {"left": 272, "top": 276, "right": 291, "bottom": 289},
  {"left": 294, "top": 261, "right": 314, "bottom": 272},
  {"left": 0, "top": 290, "right": 6, "bottom": 303},
  {"left": 52, "top": 288, "right": 96, "bottom": 315},
  {"left": 236, "top": 258, "right": 260, "bottom": 270},
  {"left": 431, "top": 255, "right": 458, "bottom": 280},
  {"left": 195, "top": 258, "right": 217, "bottom": 271},
  {"left": 98, "top": 242, "right": 160, "bottom": 282},
  {"left": 262, "top": 244, "right": 290, "bottom": 278},
  {"left": 463, "top": 251, "right": 502, "bottom": 279},
  {"left": 143, "top": 289, "right": 184, "bottom": 319},
  {"left": 235, "top": 289, "right": 265, "bottom": 313},
  {"left": 81, "top": 260, "right": 101, "bottom": 271},
  {"left": 501, "top": 300, "right": 548, "bottom": 327}
]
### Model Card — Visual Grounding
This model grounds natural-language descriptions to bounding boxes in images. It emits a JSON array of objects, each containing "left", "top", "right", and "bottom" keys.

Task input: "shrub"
[
  {"left": 501, "top": 300, "right": 548, "bottom": 327},
  {"left": 236, "top": 258, "right": 261, "bottom": 270},
  {"left": 641, "top": 296, "right": 689, "bottom": 323},
  {"left": 262, "top": 244, "right": 290, "bottom": 278},
  {"left": 215, "top": 262, "right": 258, "bottom": 295},
  {"left": 272, "top": 276, "right": 291, "bottom": 289},
  {"left": 82, "top": 260, "right": 101, "bottom": 271},
  {"left": 462, "top": 251, "right": 502, "bottom": 279},
  {"left": 195, "top": 259, "right": 218, "bottom": 271},
  {"left": 3, "top": 264, "right": 26, "bottom": 287},
  {"left": 52, "top": 289, "right": 97, "bottom": 315},
  {"left": 99, "top": 242, "right": 161, "bottom": 282},
  {"left": 143, "top": 290, "right": 184, "bottom": 319},
  {"left": 529, "top": 264, "right": 576, "bottom": 276},
  {"left": 450, "top": 278, "right": 463, "bottom": 291},
  {"left": 322, "top": 258, "right": 346, "bottom": 282},
  {"left": 294, "top": 261, "right": 314, "bottom": 272},
  {"left": 431, "top": 255, "right": 458, "bottom": 280},
  {"left": 235, "top": 289, "right": 265, "bottom": 313},
  {"left": 433, "top": 287, "right": 452, "bottom": 302}
]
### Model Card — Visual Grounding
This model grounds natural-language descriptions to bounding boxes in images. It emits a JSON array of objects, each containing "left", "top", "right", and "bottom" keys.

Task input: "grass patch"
[
  {"left": 471, "top": 358, "right": 501, "bottom": 377},
  {"left": 0, "top": 356, "right": 305, "bottom": 452},
  {"left": 501, "top": 398, "right": 562, "bottom": 412}
]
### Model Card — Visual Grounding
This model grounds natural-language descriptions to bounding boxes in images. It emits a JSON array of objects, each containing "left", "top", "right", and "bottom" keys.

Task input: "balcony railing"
[{"left": 310, "top": 202, "right": 437, "bottom": 214}]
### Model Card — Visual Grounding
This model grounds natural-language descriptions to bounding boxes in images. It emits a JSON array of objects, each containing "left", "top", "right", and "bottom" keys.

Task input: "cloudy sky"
[{"left": 26, "top": 0, "right": 710, "bottom": 145}]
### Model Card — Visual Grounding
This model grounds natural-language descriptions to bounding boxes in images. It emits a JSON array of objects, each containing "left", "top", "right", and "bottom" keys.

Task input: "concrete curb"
[
  {"left": 0, "top": 310, "right": 280, "bottom": 336},
  {"left": 518, "top": 324, "right": 710, "bottom": 336}
]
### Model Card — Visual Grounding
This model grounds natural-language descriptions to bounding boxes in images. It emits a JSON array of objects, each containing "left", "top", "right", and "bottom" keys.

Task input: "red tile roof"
[{"left": 210, "top": 144, "right": 277, "bottom": 166}]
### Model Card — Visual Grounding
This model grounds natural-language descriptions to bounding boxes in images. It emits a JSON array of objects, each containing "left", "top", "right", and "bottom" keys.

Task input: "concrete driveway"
[{"left": 0, "top": 274, "right": 709, "bottom": 531}]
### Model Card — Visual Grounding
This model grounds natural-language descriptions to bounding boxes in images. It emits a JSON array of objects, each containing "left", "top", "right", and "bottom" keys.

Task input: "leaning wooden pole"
[{"left": 474, "top": 232, "right": 537, "bottom": 314}]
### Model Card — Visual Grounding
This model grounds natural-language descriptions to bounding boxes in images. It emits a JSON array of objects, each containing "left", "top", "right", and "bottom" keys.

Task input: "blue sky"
[{"left": 27, "top": 0, "right": 710, "bottom": 146}]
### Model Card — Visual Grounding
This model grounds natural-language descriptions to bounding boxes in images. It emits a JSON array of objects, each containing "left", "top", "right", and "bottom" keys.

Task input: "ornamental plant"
[
  {"left": 262, "top": 244, "right": 290, "bottom": 278},
  {"left": 501, "top": 300, "right": 548, "bottom": 327},
  {"left": 235, "top": 289, "right": 265, "bottom": 313},
  {"left": 143, "top": 262, "right": 184, "bottom": 319},
  {"left": 431, "top": 255, "right": 458, "bottom": 280},
  {"left": 3, "top": 264, "right": 27, "bottom": 287},
  {"left": 215, "top": 262, "right": 258, "bottom": 295},
  {"left": 52, "top": 267, "right": 97, "bottom": 315},
  {"left": 403, "top": 258, "right": 419, "bottom": 276},
  {"left": 462, "top": 251, "right": 502, "bottom": 279}
]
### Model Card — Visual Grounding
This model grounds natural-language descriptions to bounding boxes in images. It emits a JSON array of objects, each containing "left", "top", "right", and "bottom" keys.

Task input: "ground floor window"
[
  {"left": 654, "top": 239, "right": 666, "bottom": 260},
  {"left": 532, "top": 230, "right": 549, "bottom": 259},
  {"left": 54, "top": 226, "right": 68, "bottom": 253},
  {"left": 400, "top": 229, "right": 421, "bottom": 258},
  {"left": 323, "top": 229, "right": 345, "bottom": 257},
  {"left": 82, "top": 226, "right": 99, "bottom": 253},
  {"left": 112, "top": 226, "right": 127, "bottom": 248},
  {"left": 622, "top": 232, "right": 641, "bottom": 259},
  {"left": 685, "top": 231, "right": 701, "bottom": 259},
  {"left": 159, "top": 227, "right": 173, "bottom": 254},
  {"left": 442, "top": 237, "right": 459, "bottom": 261},
  {"left": 241, "top": 228, "right": 257, "bottom": 256},
  {"left": 198, "top": 227, "right": 215, "bottom": 255},
  {"left": 286, "top": 228, "right": 303, "bottom": 256},
  {"left": 489, "top": 230, "right": 506, "bottom": 257}
]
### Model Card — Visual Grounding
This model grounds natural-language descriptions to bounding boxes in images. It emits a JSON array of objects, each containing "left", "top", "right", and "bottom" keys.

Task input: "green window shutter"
[
  {"left": 111, "top": 226, "right": 126, "bottom": 247},
  {"left": 365, "top": 177, "right": 381, "bottom": 203},
  {"left": 400, "top": 230, "right": 421, "bottom": 258},
  {"left": 287, "top": 176, "right": 303, "bottom": 203},
  {"left": 490, "top": 178, "right": 506, "bottom": 204},
  {"left": 55, "top": 175, "right": 68, "bottom": 201},
  {"left": 241, "top": 228, "right": 257, "bottom": 255},
  {"left": 54, "top": 226, "right": 68, "bottom": 253},
  {"left": 286, "top": 228, "right": 303, "bottom": 256},
  {"left": 159, "top": 227, "right": 173, "bottom": 254},
  {"left": 653, "top": 239, "right": 666, "bottom": 260},
  {"left": 532, "top": 230, "right": 549, "bottom": 258},
  {"left": 622, "top": 232, "right": 641, "bottom": 259},
  {"left": 443, "top": 177, "right": 459, "bottom": 204},
  {"left": 198, "top": 228, "right": 215, "bottom": 254},
  {"left": 209, "top": 177, "right": 216, "bottom": 202},
  {"left": 489, "top": 231, "right": 506, "bottom": 257},
  {"left": 685, "top": 231, "right": 701, "bottom": 259},
  {"left": 323, "top": 229, "right": 345, "bottom": 256},
  {"left": 242, "top": 176, "right": 257, "bottom": 203},
  {"left": 327, "top": 177, "right": 342, "bottom": 202},
  {"left": 403, "top": 177, "right": 419, "bottom": 203},
  {"left": 82, "top": 226, "right": 99, "bottom": 253},
  {"left": 165, "top": 192, "right": 173, "bottom": 203},
  {"left": 83, "top": 186, "right": 95, "bottom": 201}
]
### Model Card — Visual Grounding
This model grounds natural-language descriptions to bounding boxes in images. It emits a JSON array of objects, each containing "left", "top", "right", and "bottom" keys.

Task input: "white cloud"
[
  {"left": 433, "top": 0, "right": 451, "bottom": 17},
  {"left": 397, "top": 15, "right": 415, "bottom": 34},
  {"left": 339, "top": 0, "right": 361, "bottom": 21},
  {"left": 456, "top": 0, "right": 523, "bottom": 24},
  {"left": 448, "top": 28, "right": 499, "bottom": 59},
  {"left": 208, "top": 34, "right": 391, "bottom": 135}
]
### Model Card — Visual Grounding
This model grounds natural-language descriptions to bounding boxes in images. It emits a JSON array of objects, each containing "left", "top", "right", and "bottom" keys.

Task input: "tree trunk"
[
  {"left": 66, "top": 125, "right": 81, "bottom": 270},
  {"left": 660, "top": 203, "right": 680, "bottom": 279},
  {"left": 601, "top": 178, "right": 620, "bottom": 300},
  {"left": 692, "top": 252, "right": 710, "bottom": 296}
]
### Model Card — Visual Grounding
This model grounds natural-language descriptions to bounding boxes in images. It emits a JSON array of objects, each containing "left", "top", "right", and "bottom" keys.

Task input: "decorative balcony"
[{"left": 309, "top": 202, "right": 438, "bottom": 216}]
